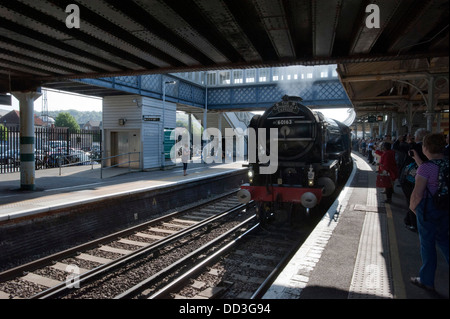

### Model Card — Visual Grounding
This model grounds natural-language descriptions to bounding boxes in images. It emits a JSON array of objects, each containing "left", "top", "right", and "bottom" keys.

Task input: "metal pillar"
[
  {"left": 218, "top": 112, "right": 222, "bottom": 136},
  {"left": 202, "top": 85, "right": 208, "bottom": 163},
  {"left": 406, "top": 102, "right": 414, "bottom": 134},
  {"left": 217, "top": 112, "right": 222, "bottom": 162},
  {"left": 362, "top": 121, "right": 366, "bottom": 139},
  {"left": 188, "top": 113, "right": 193, "bottom": 139},
  {"left": 391, "top": 113, "right": 397, "bottom": 137},
  {"left": 426, "top": 76, "right": 436, "bottom": 132},
  {"left": 436, "top": 111, "right": 441, "bottom": 133},
  {"left": 384, "top": 114, "right": 391, "bottom": 136},
  {"left": 188, "top": 113, "right": 192, "bottom": 159},
  {"left": 161, "top": 80, "right": 176, "bottom": 169},
  {"left": 13, "top": 89, "right": 42, "bottom": 191},
  {"left": 378, "top": 121, "right": 384, "bottom": 138}
]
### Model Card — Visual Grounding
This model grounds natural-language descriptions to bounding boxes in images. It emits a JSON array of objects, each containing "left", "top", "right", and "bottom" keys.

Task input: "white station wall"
[{"left": 103, "top": 95, "right": 176, "bottom": 170}]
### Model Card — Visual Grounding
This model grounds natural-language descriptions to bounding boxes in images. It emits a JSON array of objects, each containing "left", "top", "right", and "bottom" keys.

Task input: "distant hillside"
[{"left": 37, "top": 109, "right": 102, "bottom": 125}]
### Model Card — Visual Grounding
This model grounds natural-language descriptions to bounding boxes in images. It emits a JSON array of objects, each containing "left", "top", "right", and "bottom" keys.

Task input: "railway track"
[
  {"left": 138, "top": 173, "right": 350, "bottom": 300},
  {"left": 1, "top": 169, "right": 346, "bottom": 300},
  {"left": 145, "top": 224, "right": 306, "bottom": 300},
  {"left": 0, "top": 190, "right": 251, "bottom": 299}
]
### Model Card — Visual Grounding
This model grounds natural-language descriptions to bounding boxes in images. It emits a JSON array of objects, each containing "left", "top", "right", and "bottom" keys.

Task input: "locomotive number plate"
[{"left": 274, "top": 119, "right": 293, "bottom": 125}]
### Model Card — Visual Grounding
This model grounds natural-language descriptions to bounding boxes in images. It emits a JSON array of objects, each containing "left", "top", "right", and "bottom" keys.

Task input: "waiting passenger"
[
  {"left": 375, "top": 142, "right": 398, "bottom": 203},
  {"left": 409, "top": 133, "right": 449, "bottom": 292},
  {"left": 400, "top": 129, "right": 429, "bottom": 231},
  {"left": 410, "top": 128, "right": 430, "bottom": 165},
  {"left": 360, "top": 139, "right": 367, "bottom": 156},
  {"left": 182, "top": 144, "right": 190, "bottom": 176},
  {"left": 367, "top": 140, "right": 375, "bottom": 165},
  {"left": 393, "top": 134, "right": 409, "bottom": 173}
]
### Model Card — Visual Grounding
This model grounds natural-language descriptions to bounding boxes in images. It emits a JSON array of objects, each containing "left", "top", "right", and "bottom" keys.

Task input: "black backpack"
[{"left": 427, "top": 159, "right": 449, "bottom": 211}]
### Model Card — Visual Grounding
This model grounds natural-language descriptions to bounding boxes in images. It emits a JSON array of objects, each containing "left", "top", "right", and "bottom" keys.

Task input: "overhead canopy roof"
[
  {"left": 0, "top": 0, "right": 448, "bottom": 114},
  {"left": 338, "top": 57, "right": 449, "bottom": 115}
]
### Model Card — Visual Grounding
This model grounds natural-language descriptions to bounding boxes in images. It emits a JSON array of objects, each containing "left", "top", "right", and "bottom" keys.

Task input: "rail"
[
  {"left": 148, "top": 218, "right": 258, "bottom": 299},
  {"left": 27, "top": 193, "right": 245, "bottom": 299}
]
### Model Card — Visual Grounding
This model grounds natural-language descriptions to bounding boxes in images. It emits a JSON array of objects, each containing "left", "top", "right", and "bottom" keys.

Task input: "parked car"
[
  {"left": 70, "top": 149, "right": 91, "bottom": 164},
  {"left": 1, "top": 149, "right": 51, "bottom": 169},
  {"left": 89, "top": 149, "right": 102, "bottom": 163},
  {"left": 0, "top": 149, "right": 20, "bottom": 166},
  {"left": 47, "top": 151, "right": 72, "bottom": 167},
  {"left": 48, "top": 140, "right": 67, "bottom": 150}
]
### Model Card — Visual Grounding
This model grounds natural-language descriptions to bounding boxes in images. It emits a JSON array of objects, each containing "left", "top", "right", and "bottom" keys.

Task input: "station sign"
[
  {"left": 143, "top": 115, "right": 161, "bottom": 122},
  {"left": 367, "top": 115, "right": 384, "bottom": 123}
]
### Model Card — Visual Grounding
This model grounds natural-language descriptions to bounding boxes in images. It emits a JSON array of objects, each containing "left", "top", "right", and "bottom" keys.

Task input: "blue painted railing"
[{"left": 76, "top": 72, "right": 351, "bottom": 111}]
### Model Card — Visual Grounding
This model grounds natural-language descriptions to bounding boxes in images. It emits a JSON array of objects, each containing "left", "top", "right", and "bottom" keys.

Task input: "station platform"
[
  {"left": 1, "top": 155, "right": 448, "bottom": 300},
  {"left": 0, "top": 160, "right": 247, "bottom": 271},
  {"left": 264, "top": 152, "right": 449, "bottom": 299},
  {"left": 0, "top": 161, "right": 246, "bottom": 222}
]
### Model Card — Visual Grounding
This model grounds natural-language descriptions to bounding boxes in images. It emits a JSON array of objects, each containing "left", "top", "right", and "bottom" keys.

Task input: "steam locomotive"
[{"left": 237, "top": 95, "right": 352, "bottom": 224}]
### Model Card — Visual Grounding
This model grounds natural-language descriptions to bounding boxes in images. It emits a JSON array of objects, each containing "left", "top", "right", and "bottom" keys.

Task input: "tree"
[
  {"left": 55, "top": 112, "right": 80, "bottom": 131},
  {"left": 0, "top": 123, "right": 7, "bottom": 141}
]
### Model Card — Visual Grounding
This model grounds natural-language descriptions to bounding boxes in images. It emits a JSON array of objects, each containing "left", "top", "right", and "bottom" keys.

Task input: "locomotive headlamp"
[
  {"left": 248, "top": 167, "right": 254, "bottom": 183},
  {"left": 308, "top": 165, "right": 315, "bottom": 186}
]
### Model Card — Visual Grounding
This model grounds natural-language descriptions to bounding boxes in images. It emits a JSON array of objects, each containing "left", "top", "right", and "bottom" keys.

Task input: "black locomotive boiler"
[{"left": 237, "top": 95, "right": 352, "bottom": 224}]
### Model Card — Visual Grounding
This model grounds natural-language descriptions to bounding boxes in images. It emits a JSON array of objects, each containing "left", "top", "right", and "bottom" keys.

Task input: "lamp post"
[{"left": 162, "top": 80, "right": 176, "bottom": 169}]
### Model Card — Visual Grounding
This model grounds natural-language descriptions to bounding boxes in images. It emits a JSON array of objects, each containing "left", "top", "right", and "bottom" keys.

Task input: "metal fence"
[{"left": 0, "top": 126, "right": 102, "bottom": 174}]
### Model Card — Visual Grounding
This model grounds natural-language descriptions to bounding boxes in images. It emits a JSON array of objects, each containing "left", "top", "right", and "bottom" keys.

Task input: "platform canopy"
[
  {"left": 0, "top": 0, "right": 448, "bottom": 118},
  {"left": 0, "top": 1, "right": 447, "bottom": 90}
]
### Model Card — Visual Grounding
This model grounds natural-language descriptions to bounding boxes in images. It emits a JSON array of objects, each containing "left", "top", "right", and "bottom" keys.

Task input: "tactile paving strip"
[
  {"left": 263, "top": 162, "right": 357, "bottom": 299},
  {"left": 348, "top": 210, "right": 394, "bottom": 299}
]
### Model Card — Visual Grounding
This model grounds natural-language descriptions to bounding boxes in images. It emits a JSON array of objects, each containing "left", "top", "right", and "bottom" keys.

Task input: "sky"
[{"left": 1, "top": 89, "right": 103, "bottom": 113}]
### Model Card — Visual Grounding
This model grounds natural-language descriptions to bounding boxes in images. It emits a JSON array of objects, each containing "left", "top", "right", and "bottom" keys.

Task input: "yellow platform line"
[{"left": 386, "top": 203, "right": 407, "bottom": 299}]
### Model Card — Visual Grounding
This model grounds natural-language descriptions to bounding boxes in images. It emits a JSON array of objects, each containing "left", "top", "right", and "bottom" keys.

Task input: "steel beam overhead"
[{"left": 0, "top": 0, "right": 447, "bottom": 114}]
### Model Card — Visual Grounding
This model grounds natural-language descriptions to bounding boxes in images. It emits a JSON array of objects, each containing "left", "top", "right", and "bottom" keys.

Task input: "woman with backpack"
[
  {"left": 399, "top": 131, "right": 429, "bottom": 232},
  {"left": 409, "top": 133, "right": 449, "bottom": 292}
]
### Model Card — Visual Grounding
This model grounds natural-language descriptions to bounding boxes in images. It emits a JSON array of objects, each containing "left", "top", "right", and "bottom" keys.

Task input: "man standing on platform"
[{"left": 182, "top": 143, "right": 190, "bottom": 176}]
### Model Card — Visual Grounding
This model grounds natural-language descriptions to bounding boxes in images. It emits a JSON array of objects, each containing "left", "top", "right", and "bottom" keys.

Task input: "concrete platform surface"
[
  {"left": 264, "top": 152, "right": 448, "bottom": 299},
  {"left": 0, "top": 161, "right": 246, "bottom": 222}
]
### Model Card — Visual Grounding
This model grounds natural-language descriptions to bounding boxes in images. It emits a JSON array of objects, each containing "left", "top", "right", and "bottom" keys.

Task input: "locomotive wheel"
[
  {"left": 258, "top": 202, "right": 293, "bottom": 226},
  {"left": 257, "top": 203, "right": 272, "bottom": 226},
  {"left": 291, "top": 204, "right": 322, "bottom": 226},
  {"left": 272, "top": 208, "right": 290, "bottom": 225}
]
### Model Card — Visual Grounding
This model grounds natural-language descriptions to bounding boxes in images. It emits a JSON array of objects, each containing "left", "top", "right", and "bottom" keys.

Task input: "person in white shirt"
[{"left": 182, "top": 144, "right": 190, "bottom": 176}]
